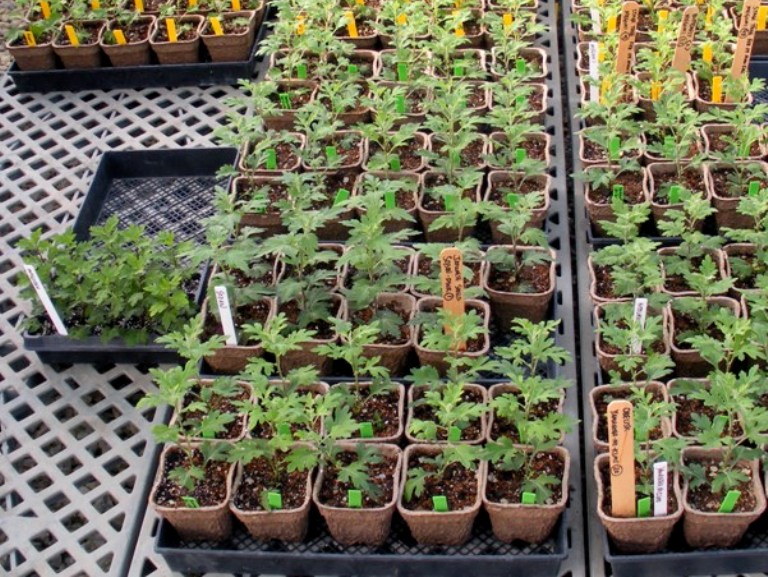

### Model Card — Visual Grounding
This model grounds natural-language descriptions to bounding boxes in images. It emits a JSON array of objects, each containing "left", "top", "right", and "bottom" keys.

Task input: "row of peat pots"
[
  {"left": 564, "top": 0, "right": 768, "bottom": 573},
  {"left": 17, "top": 0, "right": 580, "bottom": 574}
]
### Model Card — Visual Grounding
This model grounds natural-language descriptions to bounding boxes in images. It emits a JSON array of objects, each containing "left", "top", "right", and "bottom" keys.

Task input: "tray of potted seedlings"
[
  {"left": 564, "top": 0, "right": 768, "bottom": 575},
  {"left": 18, "top": 147, "right": 237, "bottom": 365},
  {"left": 115, "top": 0, "right": 586, "bottom": 571},
  {"left": 5, "top": 0, "right": 271, "bottom": 92}
]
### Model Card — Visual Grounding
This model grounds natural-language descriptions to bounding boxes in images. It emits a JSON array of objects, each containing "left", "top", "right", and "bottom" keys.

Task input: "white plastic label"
[
  {"left": 588, "top": 41, "right": 600, "bottom": 103},
  {"left": 653, "top": 461, "right": 668, "bottom": 517},
  {"left": 590, "top": 8, "right": 601, "bottom": 33},
  {"left": 631, "top": 297, "right": 648, "bottom": 354},
  {"left": 214, "top": 285, "right": 238, "bottom": 346},
  {"left": 23, "top": 264, "right": 68, "bottom": 335}
]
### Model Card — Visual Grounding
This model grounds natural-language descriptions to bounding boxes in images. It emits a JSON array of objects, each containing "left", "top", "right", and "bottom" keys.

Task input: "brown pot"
[
  {"left": 363, "top": 131, "right": 430, "bottom": 173},
  {"left": 682, "top": 446, "right": 766, "bottom": 548},
  {"left": 200, "top": 11, "right": 257, "bottom": 61},
  {"left": 7, "top": 38, "right": 56, "bottom": 70},
  {"left": 702, "top": 123, "right": 768, "bottom": 161},
  {"left": 232, "top": 175, "right": 284, "bottom": 235},
  {"left": 706, "top": 161, "right": 768, "bottom": 231},
  {"left": 302, "top": 130, "right": 368, "bottom": 172},
  {"left": 335, "top": 16, "right": 378, "bottom": 49},
  {"left": 666, "top": 296, "right": 740, "bottom": 377},
  {"left": 646, "top": 162, "right": 710, "bottom": 230},
  {"left": 431, "top": 48, "right": 487, "bottom": 78},
  {"left": 417, "top": 171, "right": 483, "bottom": 242},
  {"left": 658, "top": 247, "right": 727, "bottom": 297},
  {"left": 279, "top": 294, "right": 348, "bottom": 376},
  {"left": 693, "top": 73, "right": 754, "bottom": 113},
  {"left": 590, "top": 382, "right": 671, "bottom": 452},
  {"left": 377, "top": 81, "right": 431, "bottom": 126},
  {"left": 413, "top": 297, "right": 491, "bottom": 375},
  {"left": 150, "top": 15, "right": 203, "bottom": 64},
  {"left": 426, "top": 133, "right": 489, "bottom": 172},
  {"left": 53, "top": 20, "right": 106, "bottom": 69},
  {"left": 487, "top": 383, "right": 565, "bottom": 443},
  {"left": 489, "top": 46, "right": 547, "bottom": 81},
  {"left": 332, "top": 382, "right": 406, "bottom": 443},
  {"left": 595, "top": 453, "right": 683, "bottom": 553},
  {"left": 150, "top": 444, "right": 235, "bottom": 541},
  {"left": 587, "top": 255, "right": 631, "bottom": 306},
  {"left": 100, "top": 16, "right": 155, "bottom": 66},
  {"left": 724, "top": 243, "right": 761, "bottom": 298},
  {"left": 397, "top": 444, "right": 486, "bottom": 546},
  {"left": 485, "top": 447, "right": 570, "bottom": 543},
  {"left": 354, "top": 172, "right": 420, "bottom": 234},
  {"left": 238, "top": 132, "right": 305, "bottom": 175},
  {"left": 578, "top": 129, "right": 644, "bottom": 167},
  {"left": 464, "top": 80, "right": 492, "bottom": 116},
  {"left": 229, "top": 455, "right": 312, "bottom": 542},
  {"left": 482, "top": 246, "right": 556, "bottom": 325},
  {"left": 405, "top": 383, "right": 488, "bottom": 445},
  {"left": 411, "top": 249, "right": 485, "bottom": 300},
  {"left": 167, "top": 379, "right": 251, "bottom": 440},
  {"left": 357, "top": 292, "right": 416, "bottom": 376},
  {"left": 636, "top": 72, "right": 696, "bottom": 120},
  {"left": 313, "top": 443, "right": 402, "bottom": 545},
  {"left": 668, "top": 378, "right": 746, "bottom": 442},
  {"left": 200, "top": 297, "right": 276, "bottom": 374},
  {"left": 484, "top": 171, "right": 551, "bottom": 243},
  {"left": 584, "top": 166, "right": 646, "bottom": 235},
  {"left": 487, "top": 132, "right": 551, "bottom": 171},
  {"left": 263, "top": 80, "right": 318, "bottom": 131}
]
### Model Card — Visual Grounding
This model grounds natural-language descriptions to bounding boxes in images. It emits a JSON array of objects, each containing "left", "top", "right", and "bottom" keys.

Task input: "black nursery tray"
[
  {"left": 156, "top": 509, "right": 568, "bottom": 577},
  {"left": 23, "top": 147, "right": 237, "bottom": 365}
]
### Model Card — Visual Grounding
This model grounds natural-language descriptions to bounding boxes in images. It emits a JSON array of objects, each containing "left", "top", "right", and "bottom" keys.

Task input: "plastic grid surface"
[{"left": 0, "top": 71, "right": 241, "bottom": 577}]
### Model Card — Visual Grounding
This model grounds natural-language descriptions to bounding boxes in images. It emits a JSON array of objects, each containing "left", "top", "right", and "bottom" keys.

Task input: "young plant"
[
  {"left": 415, "top": 305, "right": 487, "bottom": 357},
  {"left": 412, "top": 239, "right": 486, "bottom": 299},
  {"left": 403, "top": 444, "right": 482, "bottom": 504}
]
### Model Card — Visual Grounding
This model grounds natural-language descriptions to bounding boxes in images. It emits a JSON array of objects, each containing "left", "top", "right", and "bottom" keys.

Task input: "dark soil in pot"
[
  {"left": 243, "top": 141, "right": 301, "bottom": 171},
  {"left": 709, "top": 166, "right": 768, "bottom": 198},
  {"left": 490, "top": 133, "right": 548, "bottom": 164},
  {"left": 233, "top": 457, "right": 309, "bottom": 511},
  {"left": 420, "top": 174, "right": 476, "bottom": 211},
  {"left": 670, "top": 307, "right": 726, "bottom": 351},
  {"left": 416, "top": 256, "right": 482, "bottom": 290},
  {"left": 350, "top": 301, "right": 410, "bottom": 345},
  {"left": 279, "top": 299, "right": 339, "bottom": 339},
  {"left": 671, "top": 390, "right": 743, "bottom": 438},
  {"left": 400, "top": 455, "right": 478, "bottom": 511},
  {"left": 487, "top": 175, "right": 548, "bottom": 206},
  {"left": 416, "top": 301, "right": 488, "bottom": 353},
  {"left": 588, "top": 173, "right": 645, "bottom": 204},
  {"left": 487, "top": 263, "right": 551, "bottom": 294},
  {"left": 489, "top": 395, "right": 560, "bottom": 442},
  {"left": 685, "top": 456, "right": 757, "bottom": 513},
  {"left": 203, "top": 299, "right": 271, "bottom": 345},
  {"left": 594, "top": 387, "right": 666, "bottom": 444},
  {"left": 705, "top": 129, "right": 763, "bottom": 157},
  {"left": 341, "top": 387, "right": 402, "bottom": 440},
  {"left": 154, "top": 21, "right": 198, "bottom": 42},
  {"left": 154, "top": 448, "right": 229, "bottom": 508},
  {"left": 318, "top": 451, "right": 398, "bottom": 507},
  {"left": 486, "top": 451, "right": 564, "bottom": 505},
  {"left": 368, "top": 138, "right": 426, "bottom": 171},
  {"left": 663, "top": 254, "right": 724, "bottom": 294},
  {"left": 410, "top": 386, "right": 485, "bottom": 442},
  {"left": 181, "top": 382, "right": 250, "bottom": 440},
  {"left": 431, "top": 137, "right": 485, "bottom": 168}
]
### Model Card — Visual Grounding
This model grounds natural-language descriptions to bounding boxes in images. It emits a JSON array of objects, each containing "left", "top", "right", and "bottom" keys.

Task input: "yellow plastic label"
[
  {"left": 189, "top": 0, "right": 197, "bottom": 6},
  {"left": 355, "top": 0, "right": 364, "bottom": 5},
  {"left": 454, "top": 10, "right": 465, "bottom": 36},
  {"left": 65, "top": 24, "right": 79, "bottom": 46},
  {"left": 396, "top": 13, "right": 407, "bottom": 24},
  {"left": 23, "top": 31, "right": 36, "bottom": 46},
  {"left": 657, "top": 9, "right": 668, "bottom": 31},
  {"left": 607, "top": 15, "right": 617, "bottom": 33},
  {"left": 758, "top": 5, "right": 768, "bottom": 30},
  {"left": 113, "top": 29, "right": 127, "bottom": 44},
  {"left": 650, "top": 81, "right": 662, "bottom": 100},
  {"left": 135, "top": 0, "right": 144, "bottom": 12},
  {"left": 345, "top": 11, "right": 358, "bottom": 37},
  {"left": 705, "top": 5, "right": 714, "bottom": 25},
  {"left": 296, "top": 14, "right": 305, "bottom": 35},
  {"left": 231, "top": 0, "right": 240, "bottom": 9},
  {"left": 39, "top": 0, "right": 51, "bottom": 18},
  {"left": 600, "top": 78, "right": 611, "bottom": 103},
  {"left": 702, "top": 43, "right": 713, "bottom": 63},
  {"left": 210, "top": 16, "right": 224, "bottom": 35},
  {"left": 598, "top": 41, "right": 605, "bottom": 62},
  {"left": 166, "top": 18, "right": 177, "bottom": 42},
  {"left": 91, "top": 0, "right": 100, "bottom": 9},
  {"left": 712, "top": 75, "right": 723, "bottom": 102},
  {"left": 503, "top": 12, "right": 513, "bottom": 28}
]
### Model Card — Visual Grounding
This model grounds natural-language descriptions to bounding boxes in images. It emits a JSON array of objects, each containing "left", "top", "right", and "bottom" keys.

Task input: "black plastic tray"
[
  {"left": 6, "top": 9, "right": 271, "bottom": 93},
  {"left": 23, "top": 147, "right": 237, "bottom": 365}
]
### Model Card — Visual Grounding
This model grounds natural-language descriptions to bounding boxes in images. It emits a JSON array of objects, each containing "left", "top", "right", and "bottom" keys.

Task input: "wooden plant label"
[
  {"left": 630, "top": 297, "right": 648, "bottom": 354},
  {"left": 39, "top": 0, "right": 51, "bottom": 18},
  {"left": 432, "top": 495, "right": 449, "bottom": 512},
  {"left": 672, "top": 6, "right": 699, "bottom": 74},
  {"left": 65, "top": 25, "right": 80, "bottom": 46},
  {"left": 615, "top": 1, "right": 640, "bottom": 74},
  {"left": 113, "top": 29, "right": 127, "bottom": 44},
  {"left": 345, "top": 11, "right": 359, "bottom": 37},
  {"left": 729, "top": 0, "right": 760, "bottom": 87},
  {"left": 23, "top": 264, "right": 68, "bottom": 335},
  {"left": 135, "top": 0, "right": 144, "bottom": 12},
  {"left": 214, "top": 285, "right": 238, "bottom": 346},
  {"left": 23, "top": 31, "right": 36, "bottom": 46},
  {"left": 653, "top": 461, "right": 668, "bottom": 516},
  {"left": 758, "top": 5, "right": 768, "bottom": 30},
  {"left": 210, "top": 17, "right": 224, "bottom": 36},
  {"left": 607, "top": 400, "right": 636, "bottom": 518},
  {"left": 165, "top": 18, "right": 178, "bottom": 42},
  {"left": 588, "top": 41, "right": 600, "bottom": 103},
  {"left": 439, "top": 247, "right": 466, "bottom": 350}
]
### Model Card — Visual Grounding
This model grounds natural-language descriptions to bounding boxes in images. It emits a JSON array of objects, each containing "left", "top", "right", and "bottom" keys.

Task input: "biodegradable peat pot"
[
  {"left": 484, "top": 447, "right": 570, "bottom": 544},
  {"left": 301, "top": 130, "right": 368, "bottom": 173},
  {"left": 489, "top": 46, "right": 547, "bottom": 81},
  {"left": 668, "top": 378, "right": 745, "bottom": 442},
  {"left": 702, "top": 123, "right": 767, "bottom": 161},
  {"left": 200, "top": 296, "right": 276, "bottom": 374},
  {"left": 682, "top": 446, "right": 766, "bottom": 548},
  {"left": 587, "top": 255, "right": 636, "bottom": 306},
  {"left": 482, "top": 246, "right": 556, "bottom": 325},
  {"left": 263, "top": 80, "right": 318, "bottom": 131},
  {"left": 238, "top": 132, "right": 305, "bottom": 175},
  {"left": 53, "top": 20, "right": 106, "bottom": 69},
  {"left": 666, "top": 296, "right": 740, "bottom": 377},
  {"left": 730, "top": 5, "right": 768, "bottom": 55},
  {"left": 150, "top": 15, "right": 203, "bottom": 64},
  {"left": 584, "top": 167, "right": 646, "bottom": 236},
  {"left": 706, "top": 161, "right": 768, "bottom": 231},
  {"left": 335, "top": 15, "right": 378, "bottom": 49},
  {"left": 417, "top": 171, "right": 483, "bottom": 242},
  {"left": 411, "top": 249, "right": 485, "bottom": 300},
  {"left": 229, "top": 459, "right": 312, "bottom": 542},
  {"left": 413, "top": 297, "right": 491, "bottom": 375},
  {"left": 201, "top": 11, "right": 257, "bottom": 62},
  {"left": 354, "top": 292, "right": 416, "bottom": 376},
  {"left": 354, "top": 172, "right": 419, "bottom": 234},
  {"left": 377, "top": 81, "right": 431, "bottom": 126},
  {"left": 484, "top": 171, "right": 551, "bottom": 244},
  {"left": 590, "top": 382, "right": 671, "bottom": 453},
  {"left": 314, "top": 443, "right": 403, "bottom": 546},
  {"left": 101, "top": 16, "right": 155, "bottom": 66},
  {"left": 693, "top": 73, "right": 754, "bottom": 114},
  {"left": 636, "top": 72, "right": 696, "bottom": 120},
  {"left": 487, "top": 383, "right": 565, "bottom": 443},
  {"left": 659, "top": 247, "right": 728, "bottom": 297},
  {"left": 595, "top": 453, "right": 683, "bottom": 553},
  {"left": 646, "top": 162, "right": 710, "bottom": 230},
  {"left": 724, "top": 243, "right": 762, "bottom": 297},
  {"left": 487, "top": 131, "right": 551, "bottom": 171},
  {"left": 7, "top": 36, "right": 56, "bottom": 70},
  {"left": 150, "top": 445, "right": 235, "bottom": 541},
  {"left": 363, "top": 131, "right": 430, "bottom": 173},
  {"left": 426, "top": 133, "right": 489, "bottom": 172},
  {"left": 431, "top": 48, "right": 487, "bottom": 78},
  {"left": 405, "top": 383, "right": 489, "bottom": 445},
  {"left": 167, "top": 379, "right": 251, "bottom": 441},
  {"left": 578, "top": 129, "right": 644, "bottom": 167},
  {"left": 279, "top": 294, "right": 348, "bottom": 375},
  {"left": 397, "top": 444, "right": 486, "bottom": 546},
  {"left": 594, "top": 303, "right": 670, "bottom": 377},
  {"left": 333, "top": 381, "right": 406, "bottom": 443}
]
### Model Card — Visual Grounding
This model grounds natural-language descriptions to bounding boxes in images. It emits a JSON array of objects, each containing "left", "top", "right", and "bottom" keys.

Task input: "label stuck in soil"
[
  {"left": 210, "top": 16, "right": 224, "bottom": 36},
  {"left": 65, "top": 25, "right": 80, "bottom": 46},
  {"left": 637, "top": 496, "right": 651, "bottom": 517},
  {"left": 232, "top": 0, "right": 241, "bottom": 9},
  {"left": 389, "top": 157, "right": 402, "bottom": 171},
  {"left": 39, "top": 0, "right": 51, "bottom": 18},
  {"left": 630, "top": 297, "right": 648, "bottom": 354},
  {"left": 345, "top": 11, "right": 359, "bottom": 37},
  {"left": 672, "top": 6, "right": 698, "bottom": 73},
  {"left": 267, "top": 491, "right": 282, "bottom": 509},
  {"left": 359, "top": 422, "right": 374, "bottom": 438},
  {"left": 730, "top": 0, "right": 760, "bottom": 85},
  {"left": 669, "top": 185, "right": 681, "bottom": 204},
  {"left": 214, "top": 285, "right": 238, "bottom": 346},
  {"left": 113, "top": 29, "right": 127, "bottom": 44},
  {"left": 749, "top": 181, "right": 761, "bottom": 196},
  {"left": 719, "top": 490, "right": 741, "bottom": 513},
  {"left": 758, "top": 6, "right": 768, "bottom": 30},
  {"left": 607, "top": 399, "right": 636, "bottom": 518},
  {"left": 134, "top": 0, "right": 144, "bottom": 12},
  {"left": 91, "top": 0, "right": 100, "bottom": 9},
  {"left": 395, "top": 94, "right": 407, "bottom": 113},
  {"left": 348, "top": 489, "right": 362, "bottom": 508},
  {"left": 432, "top": 495, "right": 449, "bottom": 512},
  {"left": 515, "top": 147, "right": 526, "bottom": 164},
  {"left": 440, "top": 247, "right": 466, "bottom": 350},
  {"left": 23, "top": 31, "right": 36, "bottom": 46},
  {"left": 588, "top": 41, "right": 600, "bottom": 103},
  {"left": 653, "top": 461, "right": 668, "bottom": 516},
  {"left": 448, "top": 426, "right": 462, "bottom": 442},
  {"left": 384, "top": 190, "right": 396, "bottom": 209},
  {"left": 265, "top": 148, "right": 277, "bottom": 169},
  {"left": 279, "top": 93, "right": 291, "bottom": 109},
  {"left": 165, "top": 18, "right": 178, "bottom": 42},
  {"left": 615, "top": 1, "right": 640, "bottom": 74},
  {"left": 397, "top": 62, "right": 408, "bottom": 81},
  {"left": 712, "top": 75, "right": 723, "bottom": 103},
  {"left": 23, "top": 264, "right": 68, "bottom": 335},
  {"left": 522, "top": 491, "right": 536, "bottom": 505},
  {"left": 503, "top": 12, "right": 513, "bottom": 29},
  {"left": 334, "top": 188, "right": 350, "bottom": 206}
]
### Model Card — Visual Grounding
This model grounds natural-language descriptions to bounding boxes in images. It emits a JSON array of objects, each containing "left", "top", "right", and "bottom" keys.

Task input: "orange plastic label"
[
  {"left": 607, "top": 400, "right": 636, "bottom": 518},
  {"left": 295, "top": 14, "right": 305, "bottom": 34},
  {"left": 702, "top": 42, "right": 713, "bottom": 62},
  {"left": 650, "top": 81, "right": 662, "bottom": 100},
  {"left": 64, "top": 24, "right": 79, "bottom": 46},
  {"left": 503, "top": 12, "right": 513, "bottom": 28},
  {"left": 607, "top": 15, "right": 617, "bottom": 33},
  {"left": 91, "top": 0, "right": 100, "bottom": 9},
  {"left": 23, "top": 31, "right": 36, "bottom": 46},
  {"left": 454, "top": 10, "right": 465, "bottom": 37},
  {"left": 231, "top": 0, "right": 240, "bottom": 9},
  {"left": 657, "top": 9, "right": 668, "bottom": 32},
  {"left": 712, "top": 75, "right": 723, "bottom": 102},
  {"left": 113, "top": 29, "right": 127, "bottom": 44},
  {"left": 165, "top": 18, "right": 177, "bottom": 42}
]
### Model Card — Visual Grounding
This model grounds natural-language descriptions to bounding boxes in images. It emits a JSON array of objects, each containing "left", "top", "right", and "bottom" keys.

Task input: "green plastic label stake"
[
  {"left": 253, "top": 193, "right": 266, "bottom": 214},
  {"left": 359, "top": 421, "right": 374, "bottom": 438},
  {"left": 384, "top": 190, "right": 397, "bottom": 209},
  {"left": 506, "top": 192, "right": 519, "bottom": 207},
  {"left": 521, "top": 492, "right": 537, "bottom": 505},
  {"left": 326, "top": 145, "right": 338, "bottom": 162},
  {"left": 444, "top": 194, "right": 458, "bottom": 211},
  {"left": 348, "top": 63, "right": 359, "bottom": 75},
  {"left": 637, "top": 497, "right": 652, "bottom": 518},
  {"left": 516, "top": 94, "right": 526, "bottom": 106},
  {"left": 279, "top": 93, "right": 292, "bottom": 109},
  {"left": 668, "top": 185, "right": 681, "bottom": 204},
  {"left": 267, "top": 491, "right": 283, "bottom": 510},
  {"left": 296, "top": 63, "right": 308, "bottom": 79},
  {"left": 202, "top": 430, "right": 215, "bottom": 439},
  {"left": 334, "top": 188, "right": 350, "bottom": 206},
  {"left": 265, "top": 148, "right": 277, "bottom": 170},
  {"left": 450, "top": 150, "right": 461, "bottom": 166},
  {"left": 612, "top": 184, "right": 625, "bottom": 201},
  {"left": 348, "top": 489, "right": 363, "bottom": 508},
  {"left": 389, "top": 157, "right": 402, "bottom": 171},
  {"left": 608, "top": 136, "right": 621, "bottom": 161},
  {"left": 718, "top": 490, "right": 741, "bottom": 513},
  {"left": 395, "top": 94, "right": 407, "bottom": 114},
  {"left": 663, "top": 136, "right": 675, "bottom": 159},
  {"left": 516, "top": 58, "right": 527, "bottom": 74},
  {"left": 515, "top": 147, "right": 527, "bottom": 164},
  {"left": 748, "top": 181, "right": 761, "bottom": 197},
  {"left": 448, "top": 426, "right": 462, "bottom": 442},
  {"left": 397, "top": 62, "right": 408, "bottom": 82},
  {"left": 276, "top": 423, "right": 291, "bottom": 436},
  {"left": 453, "top": 64, "right": 464, "bottom": 76},
  {"left": 432, "top": 495, "right": 449, "bottom": 512},
  {"left": 182, "top": 496, "right": 200, "bottom": 509}
]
